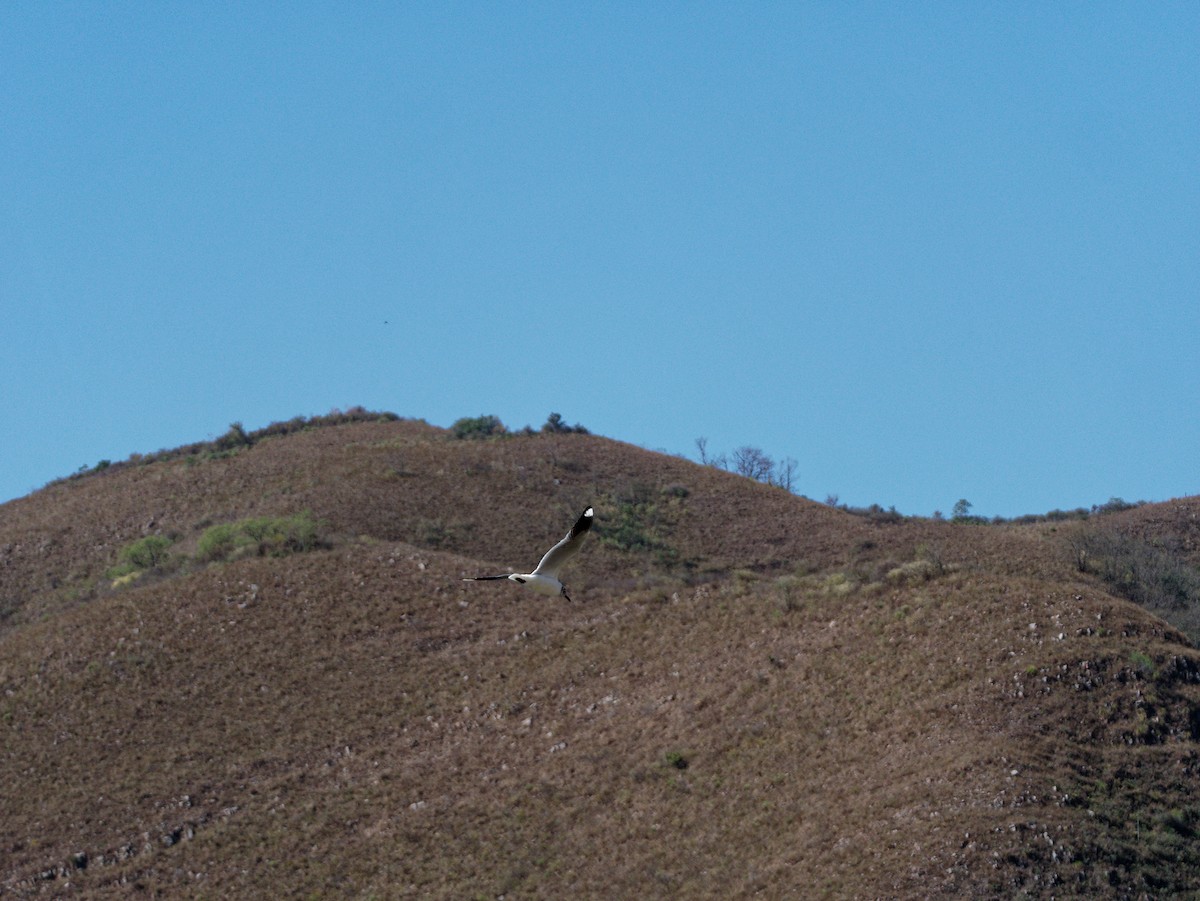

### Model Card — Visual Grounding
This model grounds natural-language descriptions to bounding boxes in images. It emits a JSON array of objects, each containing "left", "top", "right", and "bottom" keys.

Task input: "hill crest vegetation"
[{"left": 3, "top": 412, "right": 1200, "bottom": 897}]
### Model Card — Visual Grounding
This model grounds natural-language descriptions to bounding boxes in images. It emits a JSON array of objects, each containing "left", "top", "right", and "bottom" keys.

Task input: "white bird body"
[
  {"left": 464, "top": 506, "right": 594, "bottom": 601},
  {"left": 501, "top": 572, "right": 570, "bottom": 596}
]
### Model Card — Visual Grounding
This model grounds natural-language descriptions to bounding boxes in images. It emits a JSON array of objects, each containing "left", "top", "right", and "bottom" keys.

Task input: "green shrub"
[
  {"left": 122, "top": 535, "right": 174, "bottom": 569},
  {"left": 239, "top": 514, "right": 320, "bottom": 555},
  {"left": 196, "top": 523, "right": 248, "bottom": 563},
  {"left": 106, "top": 534, "right": 176, "bottom": 582},
  {"left": 197, "top": 513, "right": 323, "bottom": 563},
  {"left": 451, "top": 415, "right": 506, "bottom": 440}
]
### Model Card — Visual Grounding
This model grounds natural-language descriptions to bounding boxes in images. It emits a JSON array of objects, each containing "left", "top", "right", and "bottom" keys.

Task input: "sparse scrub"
[
  {"left": 695, "top": 440, "right": 800, "bottom": 492},
  {"left": 1071, "top": 527, "right": 1200, "bottom": 609},
  {"left": 53, "top": 409, "right": 405, "bottom": 487},
  {"left": 1070, "top": 526, "right": 1200, "bottom": 641},
  {"left": 600, "top": 484, "right": 681, "bottom": 569},
  {"left": 821, "top": 572, "right": 857, "bottom": 596},
  {"left": 916, "top": 542, "right": 946, "bottom": 573},
  {"left": 842, "top": 503, "right": 904, "bottom": 523},
  {"left": 731, "top": 446, "right": 774, "bottom": 482},
  {"left": 882, "top": 545, "right": 951, "bottom": 585},
  {"left": 541, "top": 412, "right": 589, "bottom": 434},
  {"left": 732, "top": 568, "right": 761, "bottom": 590},
  {"left": 415, "top": 517, "right": 464, "bottom": 549},
  {"left": 602, "top": 500, "right": 657, "bottom": 553},
  {"left": 1095, "top": 497, "right": 1139, "bottom": 516},
  {"left": 1129, "top": 650, "right": 1156, "bottom": 677},
  {"left": 886, "top": 559, "right": 942, "bottom": 585},
  {"left": 774, "top": 574, "right": 807, "bottom": 613},
  {"left": 1045, "top": 507, "right": 1091, "bottom": 522},
  {"left": 771, "top": 457, "right": 799, "bottom": 492},
  {"left": 960, "top": 498, "right": 1143, "bottom": 527}
]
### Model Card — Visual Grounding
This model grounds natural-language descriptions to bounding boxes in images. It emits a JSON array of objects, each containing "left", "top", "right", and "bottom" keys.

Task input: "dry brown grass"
[{"left": 3, "top": 417, "right": 1200, "bottom": 898}]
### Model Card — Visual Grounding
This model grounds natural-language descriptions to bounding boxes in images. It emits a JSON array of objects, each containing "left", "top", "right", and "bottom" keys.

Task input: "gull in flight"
[{"left": 463, "top": 506, "right": 593, "bottom": 601}]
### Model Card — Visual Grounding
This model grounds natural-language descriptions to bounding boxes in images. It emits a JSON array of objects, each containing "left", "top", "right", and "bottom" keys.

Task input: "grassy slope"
[{"left": 2, "top": 419, "right": 1200, "bottom": 898}]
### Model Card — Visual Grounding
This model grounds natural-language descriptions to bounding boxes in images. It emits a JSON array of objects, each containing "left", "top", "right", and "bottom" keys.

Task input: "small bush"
[
  {"left": 107, "top": 535, "right": 175, "bottom": 580},
  {"left": 451, "top": 415, "right": 506, "bottom": 440},
  {"left": 541, "top": 412, "right": 589, "bottom": 434},
  {"left": 121, "top": 535, "right": 174, "bottom": 570},
  {"left": 215, "top": 422, "right": 251, "bottom": 452},
  {"left": 664, "top": 751, "right": 689, "bottom": 770}
]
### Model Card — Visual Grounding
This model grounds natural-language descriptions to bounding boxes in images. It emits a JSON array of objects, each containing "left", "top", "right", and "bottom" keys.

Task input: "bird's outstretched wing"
[
  {"left": 532, "top": 506, "right": 594, "bottom": 578},
  {"left": 462, "top": 574, "right": 510, "bottom": 582}
]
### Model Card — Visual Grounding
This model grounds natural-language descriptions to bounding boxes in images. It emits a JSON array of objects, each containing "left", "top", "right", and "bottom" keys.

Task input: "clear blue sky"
[{"left": 3, "top": 3, "right": 1197, "bottom": 518}]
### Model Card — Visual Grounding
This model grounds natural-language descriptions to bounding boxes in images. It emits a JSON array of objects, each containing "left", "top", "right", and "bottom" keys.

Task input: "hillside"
[{"left": 3, "top": 415, "right": 1200, "bottom": 898}]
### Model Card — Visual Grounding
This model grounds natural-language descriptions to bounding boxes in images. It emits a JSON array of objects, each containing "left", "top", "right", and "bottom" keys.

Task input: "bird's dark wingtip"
[{"left": 573, "top": 506, "right": 594, "bottom": 535}]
